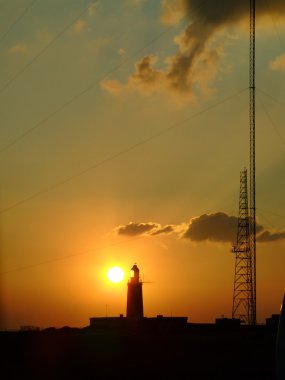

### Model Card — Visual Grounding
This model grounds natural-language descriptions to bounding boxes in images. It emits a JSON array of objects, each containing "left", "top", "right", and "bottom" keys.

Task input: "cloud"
[
  {"left": 102, "top": 46, "right": 222, "bottom": 104},
  {"left": 270, "top": 53, "right": 285, "bottom": 72},
  {"left": 9, "top": 43, "right": 28, "bottom": 54},
  {"left": 177, "top": 0, "right": 285, "bottom": 27},
  {"left": 8, "top": 31, "right": 53, "bottom": 56},
  {"left": 127, "top": 55, "right": 166, "bottom": 94},
  {"left": 182, "top": 212, "right": 239, "bottom": 243},
  {"left": 114, "top": 211, "right": 285, "bottom": 244},
  {"left": 116, "top": 222, "right": 159, "bottom": 236},
  {"left": 71, "top": 2, "right": 100, "bottom": 34},
  {"left": 72, "top": 19, "right": 87, "bottom": 34},
  {"left": 70, "top": 2, "right": 99, "bottom": 33},
  {"left": 102, "top": 55, "right": 166, "bottom": 96},
  {"left": 101, "top": 79, "right": 123, "bottom": 95},
  {"left": 182, "top": 212, "right": 269, "bottom": 243},
  {"left": 102, "top": 0, "right": 285, "bottom": 103},
  {"left": 151, "top": 225, "right": 176, "bottom": 235},
  {"left": 257, "top": 230, "right": 285, "bottom": 242},
  {"left": 115, "top": 222, "right": 177, "bottom": 237},
  {"left": 160, "top": 0, "right": 185, "bottom": 26},
  {"left": 118, "top": 48, "right": 127, "bottom": 60},
  {"left": 88, "top": 2, "right": 100, "bottom": 16}
]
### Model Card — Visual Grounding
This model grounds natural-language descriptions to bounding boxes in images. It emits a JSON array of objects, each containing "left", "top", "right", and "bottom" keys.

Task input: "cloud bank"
[{"left": 114, "top": 211, "right": 285, "bottom": 244}]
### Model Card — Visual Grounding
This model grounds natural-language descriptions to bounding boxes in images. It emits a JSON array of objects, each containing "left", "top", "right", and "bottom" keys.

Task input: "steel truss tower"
[
  {"left": 232, "top": 169, "right": 253, "bottom": 324},
  {"left": 249, "top": 0, "right": 257, "bottom": 325}
]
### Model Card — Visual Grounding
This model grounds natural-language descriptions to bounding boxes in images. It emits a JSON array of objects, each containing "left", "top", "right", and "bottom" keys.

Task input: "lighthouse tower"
[{"left": 126, "top": 264, "right": 143, "bottom": 319}]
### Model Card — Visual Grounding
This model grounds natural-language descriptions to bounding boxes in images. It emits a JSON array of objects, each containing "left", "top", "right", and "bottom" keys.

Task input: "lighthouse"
[{"left": 126, "top": 264, "right": 143, "bottom": 319}]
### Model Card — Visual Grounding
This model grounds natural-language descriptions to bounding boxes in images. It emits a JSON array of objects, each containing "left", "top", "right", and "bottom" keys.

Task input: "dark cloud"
[
  {"left": 162, "top": 0, "right": 285, "bottom": 95},
  {"left": 102, "top": 0, "right": 285, "bottom": 102},
  {"left": 182, "top": 212, "right": 265, "bottom": 243},
  {"left": 181, "top": 0, "right": 285, "bottom": 27},
  {"left": 257, "top": 230, "right": 285, "bottom": 242},
  {"left": 182, "top": 212, "right": 238, "bottom": 243},
  {"left": 115, "top": 222, "right": 177, "bottom": 237},
  {"left": 116, "top": 222, "right": 158, "bottom": 236},
  {"left": 129, "top": 55, "right": 165, "bottom": 94}
]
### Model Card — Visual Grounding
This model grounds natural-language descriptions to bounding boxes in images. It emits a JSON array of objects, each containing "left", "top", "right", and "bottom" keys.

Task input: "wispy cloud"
[
  {"left": 101, "top": 79, "right": 123, "bottom": 95},
  {"left": 270, "top": 53, "right": 285, "bottom": 72},
  {"left": 257, "top": 230, "right": 285, "bottom": 242},
  {"left": 70, "top": 2, "right": 99, "bottom": 34},
  {"left": 160, "top": 0, "right": 185, "bottom": 26},
  {"left": 72, "top": 19, "right": 87, "bottom": 34},
  {"left": 151, "top": 225, "right": 176, "bottom": 235},
  {"left": 115, "top": 222, "right": 160, "bottom": 236},
  {"left": 9, "top": 43, "right": 28, "bottom": 54},
  {"left": 118, "top": 48, "right": 127, "bottom": 61},
  {"left": 115, "top": 222, "right": 178, "bottom": 237},
  {"left": 88, "top": 1, "right": 100, "bottom": 16}
]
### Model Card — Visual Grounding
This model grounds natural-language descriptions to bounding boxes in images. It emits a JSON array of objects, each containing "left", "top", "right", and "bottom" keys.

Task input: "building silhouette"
[{"left": 126, "top": 263, "right": 143, "bottom": 319}]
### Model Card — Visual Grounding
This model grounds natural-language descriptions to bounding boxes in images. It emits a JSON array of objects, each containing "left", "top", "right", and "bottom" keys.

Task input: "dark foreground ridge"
[{"left": 1, "top": 321, "right": 278, "bottom": 380}]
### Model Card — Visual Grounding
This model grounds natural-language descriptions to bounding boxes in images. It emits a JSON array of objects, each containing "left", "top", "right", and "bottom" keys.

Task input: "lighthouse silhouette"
[{"left": 126, "top": 263, "right": 143, "bottom": 319}]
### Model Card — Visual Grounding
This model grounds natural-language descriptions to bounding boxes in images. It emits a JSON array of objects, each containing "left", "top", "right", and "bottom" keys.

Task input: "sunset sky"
[{"left": 1, "top": 0, "right": 285, "bottom": 330}]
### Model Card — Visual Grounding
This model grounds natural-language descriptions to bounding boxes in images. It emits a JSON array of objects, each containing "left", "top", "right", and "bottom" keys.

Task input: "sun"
[{"left": 107, "top": 266, "right": 125, "bottom": 283}]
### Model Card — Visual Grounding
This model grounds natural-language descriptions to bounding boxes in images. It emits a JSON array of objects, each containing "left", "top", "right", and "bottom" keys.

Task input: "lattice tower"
[{"left": 232, "top": 169, "right": 253, "bottom": 324}]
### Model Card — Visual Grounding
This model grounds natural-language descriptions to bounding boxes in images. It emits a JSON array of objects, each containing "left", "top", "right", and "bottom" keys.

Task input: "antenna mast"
[
  {"left": 232, "top": 0, "right": 256, "bottom": 325},
  {"left": 249, "top": 0, "right": 257, "bottom": 325}
]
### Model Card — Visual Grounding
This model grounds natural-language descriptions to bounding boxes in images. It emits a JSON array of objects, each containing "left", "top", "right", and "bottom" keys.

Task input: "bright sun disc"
[{"left": 107, "top": 267, "right": 125, "bottom": 283}]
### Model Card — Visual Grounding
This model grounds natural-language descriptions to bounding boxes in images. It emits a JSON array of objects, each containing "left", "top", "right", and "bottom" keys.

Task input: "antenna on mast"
[{"left": 249, "top": 0, "right": 257, "bottom": 325}]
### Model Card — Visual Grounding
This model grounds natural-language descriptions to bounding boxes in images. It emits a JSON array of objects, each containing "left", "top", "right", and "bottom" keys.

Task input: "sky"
[{"left": 0, "top": 0, "right": 285, "bottom": 330}]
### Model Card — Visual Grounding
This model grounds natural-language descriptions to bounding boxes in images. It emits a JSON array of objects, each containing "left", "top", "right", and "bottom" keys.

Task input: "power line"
[
  {"left": 257, "top": 208, "right": 285, "bottom": 221},
  {"left": 0, "top": 87, "right": 247, "bottom": 214},
  {"left": 0, "top": 0, "right": 37, "bottom": 44},
  {"left": 0, "top": 0, "right": 128, "bottom": 97},
  {"left": 0, "top": 235, "right": 144, "bottom": 276},
  {"left": 256, "top": 209, "right": 276, "bottom": 229},
  {"left": 0, "top": 0, "right": 210, "bottom": 154},
  {"left": 257, "top": 93, "right": 285, "bottom": 149},
  {"left": 257, "top": 88, "right": 285, "bottom": 109},
  {"left": 0, "top": 202, "right": 283, "bottom": 276},
  {"left": 0, "top": 2, "right": 92, "bottom": 96},
  {"left": 0, "top": 206, "right": 239, "bottom": 275},
  {"left": 0, "top": 25, "right": 175, "bottom": 154}
]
